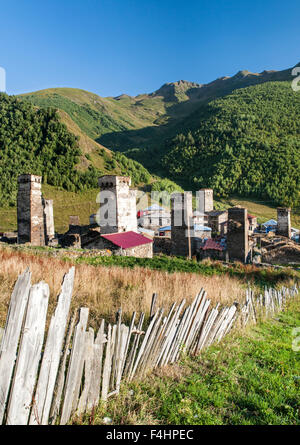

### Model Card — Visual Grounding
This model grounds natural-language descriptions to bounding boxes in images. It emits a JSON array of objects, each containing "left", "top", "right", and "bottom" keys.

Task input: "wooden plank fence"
[{"left": 0, "top": 267, "right": 298, "bottom": 425}]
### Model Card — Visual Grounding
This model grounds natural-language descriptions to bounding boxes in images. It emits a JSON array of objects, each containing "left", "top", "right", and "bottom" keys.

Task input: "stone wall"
[
  {"left": 117, "top": 243, "right": 153, "bottom": 258},
  {"left": 197, "top": 249, "right": 226, "bottom": 261}
]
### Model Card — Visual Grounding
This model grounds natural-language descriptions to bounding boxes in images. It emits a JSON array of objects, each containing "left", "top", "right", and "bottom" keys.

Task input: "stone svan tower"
[
  {"left": 98, "top": 175, "right": 137, "bottom": 234},
  {"left": 277, "top": 207, "right": 291, "bottom": 238},
  {"left": 197, "top": 189, "right": 214, "bottom": 213},
  {"left": 17, "top": 174, "right": 45, "bottom": 246},
  {"left": 171, "top": 192, "right": 193, "bottom": 258},
  {"left": 227, "top": 207, "right": 249, "bottom": 263}
]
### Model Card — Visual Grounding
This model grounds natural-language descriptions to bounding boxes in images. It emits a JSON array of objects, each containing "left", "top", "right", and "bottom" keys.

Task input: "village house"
[
  {"left": 158, "top": 225, "right": 171, "bottom": 237},
  {"left": 261, "top": 219, "right": 278, "bottom": 233},
  {"left": 137, "top": 204, "right": 171, "bottom": 230},
  {"left": 207, "top": 210, "right": 228, "bottom": 236},
  {"left": 261, "top": 218, "right": 299, "bottom": 240},
  {"left": 192, "top": 210, "right": 206, "bottom": 225},
  {"left": 60, "top": 175, "right": 154, "bottom": 258},
  {"left": 193, "top": 224, "right": 212, "bottom": 238},
  {"left": 197, "top": 238, "right": 226, "bottom": 261},
  {"left": 84, "top": 231, "right": 153, "bottom": 258}
]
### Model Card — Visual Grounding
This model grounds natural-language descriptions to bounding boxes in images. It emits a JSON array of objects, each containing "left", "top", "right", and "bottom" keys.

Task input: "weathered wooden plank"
[
  {"left": 147, "top": 303, "right": 177, "bottom": 370},
  {"left": 49, "top": 313, "right": 76, "bottom": 424},
  {"left": 109, "top": 324, "right": 117, "bottom": 391},
  {"left": 188, "top": 298, "right": 211, "bottom": 356},
  {"left": 120, "top": 312, "right": 136, "bottom": 378},
  {"left": 201, "top": 306, "right": 220, "bottom": 350},
  {"left": 77, "top": 328, "right": 95, "bottom": 416},
  {"left": 101, "top": 324, "right": 112, "bottom": 402},
  {"left": 29, "top": 267, "right": 75, "bottom": 425},
  {"left": 138, "top": 310, "right": 164, "bottom": 376},
  {"left": 0, "top": 327, "right": 4, "bottom": 347},
  {"left": 87, "top": 319, "right": 106, "bottom": 410},
  {"left": 116, "top": 324, "right": 129, "bottom": 391},
  {"left": 60, "top": 307, "right": 89, "bottom": 425},
  {"left": 205, "top": 307, "right": 228, "bottom": 347},
  {"left": 6, "top": 282, "right": 49, "bottom": 425},
  {"left": 159, "top": 301, "right": 188, "bottom": 366},
  {"left": 124, "top": 313, "right": 145, "bottom": 379},
  {"left": 150, "top": 293, "right": 157, "bottom": 320},
  {"left": 159, "top": 316, "right": 180, "bottom": 367},
  {"left": 129, "top": 310, "right": 159, "bottom": 380},
  {"left": 180, "top": 291, "right": 206, "bottom": 353},
  {"left": 165, "top": 295, "right": 203, "bottom": 365},
  {"left": 156, "top": 300, "right": 186, "bottom": 367},
  {"left": 183, "top": 296, "right": 207, "bottom": 355},
  {"left": 220, "top": 306, "right": 237, "bottom": 339},
  {"left": 111, "top": 309, "right": 122, "bottom": 390},
  {"left": 184, "top": 293, "right": 205, "bottom": 350},
  {"left": 0, "top": 270, "right": 31, "bottom": 424},
  {"left": 194, "top": 304, "right": 219, "bottom": 353},
  {"left": 159, "top": 299, "right": 191, "bottom": 368},
  {"left": 208, "top": 306, "right": 232, "bottom": 346}
]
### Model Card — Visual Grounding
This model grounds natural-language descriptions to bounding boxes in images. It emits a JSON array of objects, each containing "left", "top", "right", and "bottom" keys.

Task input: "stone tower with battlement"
[
  {"left": 227, "top": 207, "right": 249, "bottom": 263},
  {"left": 98, "top": 175, "right": 137, "bottom": 234},
  {"left": 171, "top": 192, "right": 193, "bottom": 258},
  {"left": 17, "top": 174, "right": 45, "bottom": 246},
  {"left": 277, "top": 208, "right": 291, "bottom": 238}
]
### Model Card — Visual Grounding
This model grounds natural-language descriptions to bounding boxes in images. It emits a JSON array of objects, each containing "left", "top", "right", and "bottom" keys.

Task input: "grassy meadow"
[
  {"left": 0, "top": 245, "right": 246, "bottom": 328},
  {"left": 215, "top": 196, "right": 300, "bottom": 228},
  {"left": 0, "top": 244, "right": 299, "bottom": 329},
  {"left": 0, "top": 185, "right": 99, "bottom": 234}
]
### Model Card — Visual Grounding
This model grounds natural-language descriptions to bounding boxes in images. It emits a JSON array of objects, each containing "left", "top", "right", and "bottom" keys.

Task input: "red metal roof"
[
  {"left": 248, "top": 214, "right": 256, "bottom": 220},
  {"left": 201, "top": 239, "right": 223, "bottom": 251},
  {"left": 101, "top": 231, "right": 153, "bottom": 249}
]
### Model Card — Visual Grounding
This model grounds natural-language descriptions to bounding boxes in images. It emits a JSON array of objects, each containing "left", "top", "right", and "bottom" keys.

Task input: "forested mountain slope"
[
  {"left": 163, "top": 82, "right": 300, "bottom": 206},
  {"left": 0, "top": 94, "right": 153, "bottom": 207}
]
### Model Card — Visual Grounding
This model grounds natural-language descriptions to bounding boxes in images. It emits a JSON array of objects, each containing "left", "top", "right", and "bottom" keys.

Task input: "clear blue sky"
[{"left": 1, "top": 0, "right": 299, "bottom": 97}]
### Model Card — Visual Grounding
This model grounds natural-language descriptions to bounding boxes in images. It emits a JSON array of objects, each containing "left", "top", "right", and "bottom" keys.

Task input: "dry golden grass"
[{"left": 0, "top": 247, "right": 246, "bottom": 328}]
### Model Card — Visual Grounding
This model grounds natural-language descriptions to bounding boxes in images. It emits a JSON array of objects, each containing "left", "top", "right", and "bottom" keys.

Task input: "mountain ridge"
[
  {"left": 16, "top": 61, "right": 300, "bottom": 204},
  {"left": 19, "top": 61, "right": 298, "bottom": 102}
]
